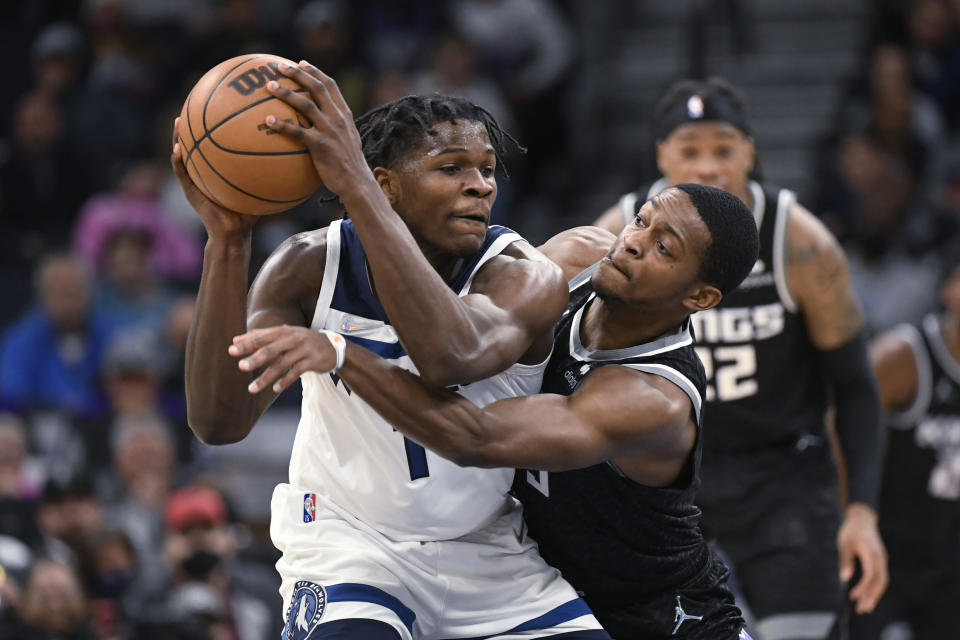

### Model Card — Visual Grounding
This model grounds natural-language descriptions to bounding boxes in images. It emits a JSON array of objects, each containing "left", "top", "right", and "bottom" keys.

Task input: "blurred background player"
[
  {"left": 594, "top": 77, "right": 887, "bottom": 640},
  {"left": 852, "top": 246, "right": 960, "bottom": 640}
]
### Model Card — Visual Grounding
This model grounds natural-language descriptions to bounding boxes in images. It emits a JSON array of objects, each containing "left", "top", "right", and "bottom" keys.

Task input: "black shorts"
[
  {"left": 698, "top": 433, "right": 844, "bottom": 620},
  {"left": 590, "top": 557, "right": 746, "bottom": 639}
]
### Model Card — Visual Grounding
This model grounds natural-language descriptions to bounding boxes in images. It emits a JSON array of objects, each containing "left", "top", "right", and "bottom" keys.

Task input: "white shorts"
[{"left": 270, "top": 483, "right": 605, "bottom": 639}]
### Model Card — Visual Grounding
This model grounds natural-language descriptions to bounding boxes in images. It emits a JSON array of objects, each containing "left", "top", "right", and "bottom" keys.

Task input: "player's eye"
[
  {"left": 657, "top": 240, "right": 673, "bottom": 257},
  {"left": 680, "top": 147, "right": 698, "bottom": 159},
  {"left": 481, "top": 166, "right": 495, "bottom": 178},
  {"left": 633, "top": 213, "right": 647, "bottom": 228},
  {"left": 440, "top": 165, "right": 460, "bottom": 174}
]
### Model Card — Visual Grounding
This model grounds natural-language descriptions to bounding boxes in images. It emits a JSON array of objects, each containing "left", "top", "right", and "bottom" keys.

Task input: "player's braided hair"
[
  {"left": 354, "top": 94, "right": 524, "bottom": 177},
  {"left": 673, "top": 183, "right": 759, "bottom": 296}
]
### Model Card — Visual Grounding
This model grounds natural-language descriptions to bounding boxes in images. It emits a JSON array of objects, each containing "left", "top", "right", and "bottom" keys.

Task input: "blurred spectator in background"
[
  {"left": 817, "top": 42, "right": 950, "bottom": 331},
  {"left": 31, "top": 21, "right": 86, "bottom": 101},
  {"left": 0, "top": 90, "right": 93, "bottom": 326},
  {"left": 100, "top": 412, "right": 180, "bottom": 603},
  {"left": 34, "top": 476, "right": 104, "bottom": 572},
  {"left": 73, "top": 162, "right": 203, "bottom": 288},
  {"left": 79, "top": 528, "right": 140, "bottom": 640},
  {"left": 291, "top": 0, "right": 368, "bottom": 111},
  {"left": 905, "top": 0, "right": 960, "bottom": 132},
  {"left": 0, "top": 558, "right": 99, "bottom": 640},
  {"left": 161, "top": 485, "right": 274, "bottom": 640},
  {"left": 446, "top": 0, "right": 575, "bottom": 234},
  {"left": 0, "top": 415, "right": 41, "bottom": 549},
  {"left": 0, "top": 253, "right": 116, "bottom": 418}
]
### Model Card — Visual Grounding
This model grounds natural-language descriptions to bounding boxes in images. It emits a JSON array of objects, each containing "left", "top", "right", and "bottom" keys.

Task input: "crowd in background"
[{"left": 0, "top": 0, "right": 957, "bottom": 638}]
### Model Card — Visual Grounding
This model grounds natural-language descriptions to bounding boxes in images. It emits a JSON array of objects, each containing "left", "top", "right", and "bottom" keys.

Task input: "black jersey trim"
[
  {"left": 568, "top": 262, "right": 599, "bottom": 291},
  {"left": 887, "top": 322, "right": 932, "bottom": 430},
  {"left": 568, "top": 297, "right": 694, "bottom": 362},
  {"left": 925, "top": 314, "right": 960, "bottom": 385},
  {"left": 622, "top": 362, "right": 703, "bottom": 423}
]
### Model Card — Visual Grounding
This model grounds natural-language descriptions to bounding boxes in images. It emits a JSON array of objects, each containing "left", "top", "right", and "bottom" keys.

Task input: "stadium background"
[{"left": 0, "top": 1, "right": 957, "bottom": 638}]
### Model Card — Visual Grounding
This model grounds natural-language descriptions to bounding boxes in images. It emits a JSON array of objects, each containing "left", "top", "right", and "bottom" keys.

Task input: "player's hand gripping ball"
[{"left": 177, "top": 54, "right": 324, "bottom": 215}]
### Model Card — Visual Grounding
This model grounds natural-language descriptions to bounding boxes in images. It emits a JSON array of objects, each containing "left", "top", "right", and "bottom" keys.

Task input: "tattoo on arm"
[{"left": 788, "top": 232, "right": 863, "bottom": 349}]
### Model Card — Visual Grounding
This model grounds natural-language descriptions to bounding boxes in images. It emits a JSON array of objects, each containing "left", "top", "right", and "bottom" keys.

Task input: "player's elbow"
[{"left": 186, "top": 412, "right": 250, "bottom": 445}]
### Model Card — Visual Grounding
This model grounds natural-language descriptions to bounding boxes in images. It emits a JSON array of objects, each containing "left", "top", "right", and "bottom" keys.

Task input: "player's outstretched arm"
[
  {"left": 261, "top": 61, "right": 568, "bottom": 387},
  {"left": 334, "top": 344, "right": 695, "bottom": 482},
  {"left": 784, "top": 202, "right": 888, "bottom": 614},
  {"left": 173, "top": 117, "right": 321, "bottom": 443}
]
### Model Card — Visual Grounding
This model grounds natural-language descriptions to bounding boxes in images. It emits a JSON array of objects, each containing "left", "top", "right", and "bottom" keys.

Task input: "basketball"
[{"left": 177, "top": 54, "right": 323, "bottom": 215}]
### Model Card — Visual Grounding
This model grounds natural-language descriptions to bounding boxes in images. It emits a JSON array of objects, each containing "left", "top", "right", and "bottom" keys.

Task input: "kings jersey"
[{"left": 513, "top": 266, "right": 720, "bottom": 608}]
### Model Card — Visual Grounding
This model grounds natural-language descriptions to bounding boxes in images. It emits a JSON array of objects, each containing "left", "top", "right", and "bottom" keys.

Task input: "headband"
[{"left": 655, "top": 93, "right": 751, "bottom": 140}]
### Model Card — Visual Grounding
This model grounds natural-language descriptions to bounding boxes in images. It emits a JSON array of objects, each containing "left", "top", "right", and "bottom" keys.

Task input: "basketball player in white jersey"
[{"left": 172, "top": 61, "right": 608, "bottom": 639}]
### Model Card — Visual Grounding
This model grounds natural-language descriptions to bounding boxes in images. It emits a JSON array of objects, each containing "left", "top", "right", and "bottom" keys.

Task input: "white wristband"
[{"left": 320, "top": 330, "right": 347, "bottom": 372}]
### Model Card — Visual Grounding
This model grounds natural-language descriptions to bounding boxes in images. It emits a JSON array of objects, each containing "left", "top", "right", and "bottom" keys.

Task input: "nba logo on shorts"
[{"left": 303, "top": 493, "right": 317, "bottom": 523}]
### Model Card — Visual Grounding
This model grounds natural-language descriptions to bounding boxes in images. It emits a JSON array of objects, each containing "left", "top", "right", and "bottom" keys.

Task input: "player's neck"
[{"left": 580, "top": 296, "right": 685, "bottom": 351}]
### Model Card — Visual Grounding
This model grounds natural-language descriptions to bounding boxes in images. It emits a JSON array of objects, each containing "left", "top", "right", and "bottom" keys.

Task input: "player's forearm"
[
  {"left": 337, "top": 342, "right": 505, "bottom": 467},
  {"left": 185, "top": 236, "right": 261, "bottom": 443},
  {"left": 821, "top": 331, "right": 884, "bottom": 507},
  {"left": 338, "top": 182, "right": 508, "bottom": 385}
]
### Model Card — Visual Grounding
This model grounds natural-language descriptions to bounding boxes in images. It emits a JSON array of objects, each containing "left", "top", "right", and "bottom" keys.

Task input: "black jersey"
[
  {"left": 513, "top": 267, "right": 743, "bottom": 638},
  {"left": 619, "top": 179, "right": 826, "bottom": 451},
  {"left": 880, "top": 314, "right": 960, "bottom": 551}
]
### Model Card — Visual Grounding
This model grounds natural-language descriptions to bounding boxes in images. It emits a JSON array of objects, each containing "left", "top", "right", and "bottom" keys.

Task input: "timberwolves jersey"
[
  {"left": 288, "top": 219, "right": 548, "bottom": 541},
  {"left": 619, "top": 179, "right": 825, "bottom": 450},
  {"left": 881, "top": 314, "right": 960, "bottom": 548},
  {"left": 513, "top": 265, "right": 721, "bottom": 610}
]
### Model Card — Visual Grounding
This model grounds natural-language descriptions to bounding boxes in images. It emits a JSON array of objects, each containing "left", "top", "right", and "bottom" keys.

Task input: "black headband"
[{"left": 655, "top": 93, "right": 751, "bottom": 140}]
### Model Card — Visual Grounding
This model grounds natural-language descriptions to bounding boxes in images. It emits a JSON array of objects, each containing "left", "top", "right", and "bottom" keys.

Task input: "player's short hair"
[
  {"left": 673, "top": 183, "right": 759, "bottom": 296},
  {"left": 354, "top": 94, "right": 523, "bottom": 176},
  {"left": 654, "top": 77, "right": 752, "bottom": 140}
]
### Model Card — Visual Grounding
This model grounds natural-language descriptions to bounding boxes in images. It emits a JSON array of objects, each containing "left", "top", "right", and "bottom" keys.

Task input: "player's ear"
[
  {"left": 683, "top": 283, "right": 722, "bottom": 312},
  {"left": 655, "top": 140, "right": 667, "bottom": 175},
  {"left": 373, "top": 167, "right": 401, "bottom": 206}
]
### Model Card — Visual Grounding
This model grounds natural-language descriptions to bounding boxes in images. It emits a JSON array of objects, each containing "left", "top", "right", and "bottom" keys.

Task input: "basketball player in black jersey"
[
  {"left": 232, "top": 182, "right": 761, "bottom": 639},
  {"left": 593, "top": 78, "right": 888, "bottom": 640},
  {"left": 850, "top": 252, "right": 960, "bottom": 640}
]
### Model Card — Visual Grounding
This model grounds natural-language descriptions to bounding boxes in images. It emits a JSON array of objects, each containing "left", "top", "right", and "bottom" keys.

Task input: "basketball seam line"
[{"left": 180, "top": 55, "right": 314, "bottom": 206}]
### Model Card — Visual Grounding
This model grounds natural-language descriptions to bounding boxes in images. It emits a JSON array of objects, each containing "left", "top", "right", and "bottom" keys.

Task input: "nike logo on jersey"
[{"left": 340, "top": 321, "right": 380, "bottom": 333}]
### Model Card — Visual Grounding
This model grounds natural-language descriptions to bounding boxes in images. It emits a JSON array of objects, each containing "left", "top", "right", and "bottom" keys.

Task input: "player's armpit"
[{"left": 784, "top": 203, "right": 863, "bottom": 349}]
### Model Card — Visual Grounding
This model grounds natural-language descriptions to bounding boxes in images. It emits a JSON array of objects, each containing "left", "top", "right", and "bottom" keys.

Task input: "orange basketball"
[{"left": 177, "top": 54, "right": 323, "bottom": 215}]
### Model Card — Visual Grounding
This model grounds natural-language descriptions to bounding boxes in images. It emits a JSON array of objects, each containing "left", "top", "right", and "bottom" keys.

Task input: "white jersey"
[{"left": 286, "top": 219, "right": 548, "bottom": 541}]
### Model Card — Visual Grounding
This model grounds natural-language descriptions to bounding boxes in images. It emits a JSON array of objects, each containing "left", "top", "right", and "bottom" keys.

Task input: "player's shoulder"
[
  {"left": 785, "top": 200, "right": 841, "bottom": 254},
  {"left": 870, "top": 322, "right": 920, "bottom": 368},
  {"left": 538, "top": 226, "right": 615, "bottom": 282},
  {"left": 467, "top": 235, "right": 567, "bottom": 311}
]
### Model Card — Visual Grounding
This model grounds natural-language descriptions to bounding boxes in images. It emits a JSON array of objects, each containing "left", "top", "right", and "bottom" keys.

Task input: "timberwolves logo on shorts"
[{"left": 283, "top": 580, "right": 327, "bottom": 640}]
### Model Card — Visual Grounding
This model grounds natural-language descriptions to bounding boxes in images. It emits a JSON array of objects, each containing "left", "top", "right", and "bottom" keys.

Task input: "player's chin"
[{"left": 446, "top": 219, "right": 488, "bottom": 252}]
